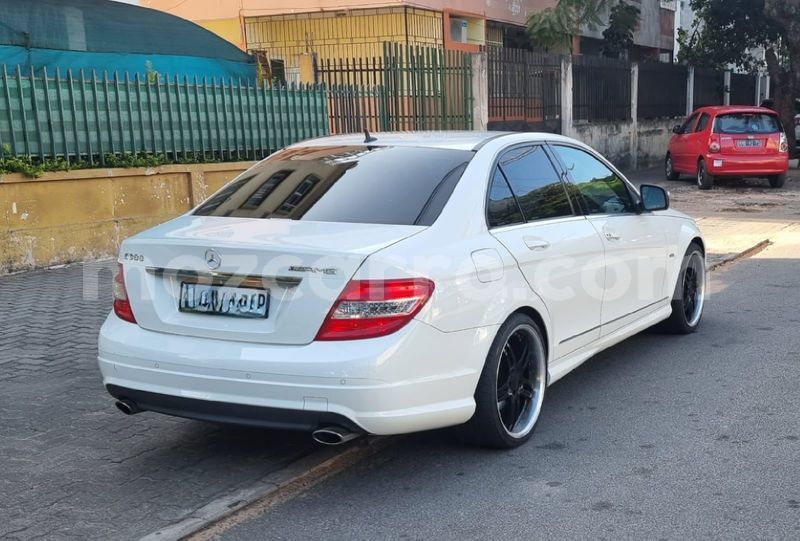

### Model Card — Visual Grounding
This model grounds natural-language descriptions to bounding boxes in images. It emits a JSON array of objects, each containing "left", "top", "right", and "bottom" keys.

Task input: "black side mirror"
[
  {"left": 672, "top": 125, "right": 683, "bottom": 134},
  {"left": 641, "top": 184, "right": 669, "bottom": 211}
]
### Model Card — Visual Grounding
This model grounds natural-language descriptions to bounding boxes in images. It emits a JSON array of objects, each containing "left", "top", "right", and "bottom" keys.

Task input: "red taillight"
[
  {"left": 709, "top": 135, "right": 721, "bottom": 153},
  {"left": 780, "top": 132, "right": 789, "bottom": 153},
  {"left": 315, "top": 278, "right": 435, "bottom": 341},
  {"left": 113, "top": 263, "right": 137, "bottom": 324}
]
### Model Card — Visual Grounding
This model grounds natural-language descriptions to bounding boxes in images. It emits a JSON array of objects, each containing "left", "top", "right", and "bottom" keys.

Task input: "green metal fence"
[
  {"left": 319, "top": 42, "right": 473, "bottom": 133},
  {"left": 0, "top": 65, "right": 329, "bottom": 164}
]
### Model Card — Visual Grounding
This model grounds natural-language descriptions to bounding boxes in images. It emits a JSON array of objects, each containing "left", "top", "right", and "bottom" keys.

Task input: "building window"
[
  {"left": 450, "top": 17, "right": 468, "bottom": 43},
  {"left": 269, "top": 59, "right": 286, "bottom": 85}
]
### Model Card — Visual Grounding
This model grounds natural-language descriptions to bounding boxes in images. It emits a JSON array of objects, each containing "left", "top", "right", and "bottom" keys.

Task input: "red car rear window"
[{"left": 714, "top": 113, "right": 781, "bottom": 134}]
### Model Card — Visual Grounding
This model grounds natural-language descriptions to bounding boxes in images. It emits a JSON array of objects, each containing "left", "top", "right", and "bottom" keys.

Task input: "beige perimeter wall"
[{"left": 0, "top": 162, "right": 254, "bottom": 274}]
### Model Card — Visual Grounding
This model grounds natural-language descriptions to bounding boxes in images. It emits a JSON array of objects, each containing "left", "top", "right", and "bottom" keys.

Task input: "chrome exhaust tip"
[
  {"left": 115, "top": 399, "right": 141, "bottom": 415},
  {"left": 312, "top": 426, "right": 360, "bottom": 446}
]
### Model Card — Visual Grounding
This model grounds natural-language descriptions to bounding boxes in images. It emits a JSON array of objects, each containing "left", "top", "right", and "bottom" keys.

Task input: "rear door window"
[
  {"left": 497, "top": 145, "right": 574, "bottom": 221},
  {"left": 487, "top": 168, "right": 525, "bottom": 228},
  {"left": 193, "top": 146, "right": 473, "bottom": 226},
  {"left": 714, "top": 113, "right": 781, "bottom": 134}
]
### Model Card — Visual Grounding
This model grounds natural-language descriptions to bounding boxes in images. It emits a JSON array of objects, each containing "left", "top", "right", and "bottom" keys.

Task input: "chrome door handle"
[
  {"left": 604, "top": 231, "right": 621, "bottom": 241},
  {"left": 524, "top": 237, "right": 551, "bottom": 251}
]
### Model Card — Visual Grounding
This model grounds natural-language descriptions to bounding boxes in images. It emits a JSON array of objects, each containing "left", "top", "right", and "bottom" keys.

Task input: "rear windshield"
[
  {"left": 714, "top": 113, "right": 781, "bottom": 134},
  {"left": 193, "top": 145, "right": 473, "bottom": 226}
]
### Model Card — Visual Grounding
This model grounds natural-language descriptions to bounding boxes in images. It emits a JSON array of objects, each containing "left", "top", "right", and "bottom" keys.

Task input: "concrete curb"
[
  {"left": 707, "top": 239, "right": 772, "bottom": 272},
  {"left": 140, "top": 437, "right": 393, "bottom": 541}
]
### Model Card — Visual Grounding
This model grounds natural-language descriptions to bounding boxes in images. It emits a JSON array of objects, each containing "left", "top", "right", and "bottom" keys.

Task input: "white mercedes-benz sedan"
[{"left": 99, "top": 132, "right": 705, "bottom": 448}]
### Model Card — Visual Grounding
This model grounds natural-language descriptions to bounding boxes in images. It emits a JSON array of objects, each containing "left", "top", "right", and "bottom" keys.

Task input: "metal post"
[
  {"left": 3, "top": 66, "right": 18, "bottom": 156},
  {"left": 54, "top": 68, "right": 70, "bottom": 163},
  {"left": 560, "top": 57, "right": 573, "bottom": 138},
  {"left": 723, "top": 70, "right": 731, "bottom": 105},
  {"left": 755, "top": 72, "right": 762, "bottom": 105},
  {"left": 630, "top": 63, "right": 639, "bottom": 171},
  {"left": 41, "top": 67, "right": 56, "bottom": 160},
  {"left": 686, "top": 66, "right": 695, "bottom": 114}
]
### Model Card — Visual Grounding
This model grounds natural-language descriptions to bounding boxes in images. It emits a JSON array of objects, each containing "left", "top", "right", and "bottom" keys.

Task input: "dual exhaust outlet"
[{"left": 115, "top": 399, "right": 359, "bottom": 446}]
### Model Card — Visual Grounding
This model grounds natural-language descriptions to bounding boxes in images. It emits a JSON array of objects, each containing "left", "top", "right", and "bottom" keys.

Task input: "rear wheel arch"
[
  {"left": 458, "top": 310, "right": 549, "bottom": 447},
  {"left": 510, "top": 306, "right": 549, "bottom": 367},
  {"left": 665, "top": 152, "right": 680, "bottom": 179},
  {"left": 696, "top": 157, "right": 714, "bottom": 190}
]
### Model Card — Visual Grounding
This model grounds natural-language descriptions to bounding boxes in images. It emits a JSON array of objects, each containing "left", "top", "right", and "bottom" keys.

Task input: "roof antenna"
[{"left": 363, "top": 130, "right": 377, "bottom": 143}]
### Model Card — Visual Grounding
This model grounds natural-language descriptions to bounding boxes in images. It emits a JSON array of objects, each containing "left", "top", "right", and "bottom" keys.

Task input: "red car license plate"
[{"left": 736, "top": 139, "right": 762, "bottom": 148}]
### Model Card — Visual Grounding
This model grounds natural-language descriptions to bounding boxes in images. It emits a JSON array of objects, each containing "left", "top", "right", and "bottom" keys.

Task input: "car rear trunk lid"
[
  {"left": 121, "top": 216, "right": 424, "bottom": 345},
  {"left": 716, "top": 112, "right": 782, "bottom": 156}
]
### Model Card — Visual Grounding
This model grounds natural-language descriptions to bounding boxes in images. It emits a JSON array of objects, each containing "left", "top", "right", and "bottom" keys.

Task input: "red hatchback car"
[{"left": 666, "top": 106, "right": 789, "bottom": 190}]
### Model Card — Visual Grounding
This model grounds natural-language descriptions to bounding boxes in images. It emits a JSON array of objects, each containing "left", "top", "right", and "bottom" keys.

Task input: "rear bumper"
[
  {"left": 106, "top": 384, "right": 362, "bottom": 432},
  {"left": 706, "top": 154, "right": 788, "bottom": 176},
  {"left": 98, "top": 314, "right": 495, "bottom": 435}
]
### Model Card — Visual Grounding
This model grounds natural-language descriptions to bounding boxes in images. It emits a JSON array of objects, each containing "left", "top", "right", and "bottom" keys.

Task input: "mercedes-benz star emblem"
[{"left": 205, "top": 249, "right": 221, "bottom": 270}]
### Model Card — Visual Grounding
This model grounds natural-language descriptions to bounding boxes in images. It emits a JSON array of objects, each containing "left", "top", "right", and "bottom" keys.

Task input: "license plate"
[
  {"left": 736, "top": 139, "right": 762, "bottom": 148},
  {"left": 179, "top": 282, "right": 269, "bottom": 318}
]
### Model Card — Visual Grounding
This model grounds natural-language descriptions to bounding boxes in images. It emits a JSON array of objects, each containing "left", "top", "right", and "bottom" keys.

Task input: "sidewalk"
[
  {"left": 697, "top": 217, "right": 792, "bottom": 268},
  {"left": 628, "top": 167, "right": 800, "bottom": 267},
  {"left": 0, "top": 264, "right": 321, "bottom": 540},
  {"left": 2, "top": 171, "right": 798, "bottom": 540}
]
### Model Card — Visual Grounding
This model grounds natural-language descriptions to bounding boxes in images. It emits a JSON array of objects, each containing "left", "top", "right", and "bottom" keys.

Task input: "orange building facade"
[{"left": 142, "top": 0, "right": 557, "bottom": 82}]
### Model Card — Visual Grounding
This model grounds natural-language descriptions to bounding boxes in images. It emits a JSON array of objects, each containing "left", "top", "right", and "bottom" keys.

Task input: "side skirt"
[{"left": 547, "top": 304, "right": 672, "bottom": 384}]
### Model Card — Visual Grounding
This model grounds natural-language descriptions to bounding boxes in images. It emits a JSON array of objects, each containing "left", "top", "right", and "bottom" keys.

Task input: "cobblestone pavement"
[
  {"left": 0, "top": 263, "right": 318, "bottom": 541},
  {"left": 626, "top": 167, "right": 800, "bottom": 220}
]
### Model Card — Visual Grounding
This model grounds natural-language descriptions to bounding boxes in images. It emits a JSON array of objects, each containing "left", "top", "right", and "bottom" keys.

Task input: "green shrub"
[{"left": 0, "top": 152, "right": 226, "bottom": 178}]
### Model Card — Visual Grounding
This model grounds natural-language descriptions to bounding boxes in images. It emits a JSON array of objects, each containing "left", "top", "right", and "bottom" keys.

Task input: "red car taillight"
[
  {"left": 315, "top": 278, "right": 435, "bottom": 341},
  {"left": 780, "top": 132, "right": 789, "bottom": 153},
  {"left": 113, "top": 263, "right": 137, "bottom": 324},
  {"left": 708, "top": 135, "right": 721, "bottom": 153}
]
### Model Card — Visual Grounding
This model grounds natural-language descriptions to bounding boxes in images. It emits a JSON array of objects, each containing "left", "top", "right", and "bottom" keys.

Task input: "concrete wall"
[
  {"left": 0, "top": 162, "right": 253, "bottom": 274},
  {"left": 571, "top": 121, "right": 634, "bottom": 169},
  {"left": 636, "top": 118, "right": 683, "bottom": 171},
  {"left": 570, "top": 117, "right": 682, "bottom": 172}
]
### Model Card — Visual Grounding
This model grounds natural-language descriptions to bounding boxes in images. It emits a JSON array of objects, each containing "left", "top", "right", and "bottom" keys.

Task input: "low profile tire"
[
  {"left": 697, "top": 159, "right": 714, "bottom": 190},
  {"left": 659, "top": 243, "right": 706, "bottom": 334},
  {"left": 665, "top": 154, "right": 680, "bottom": 180},
  {"left": 769, "top": 173, "right": 786, "bottom": 188},
  {"left": 456, "top": 313, "right": 547, "bottom": 449}
]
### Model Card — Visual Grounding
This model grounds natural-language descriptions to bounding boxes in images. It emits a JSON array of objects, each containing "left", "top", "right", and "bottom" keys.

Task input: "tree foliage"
[
  {"left": 677, "top": 0, "right": 800, "bottom": 152},
  {"left": 602, "top": 2, "right": 641, "bottom": 58},
  {"left": 677, "top": 0, "right": 778, "bottom": 70},
  {"left": 526, "top": 0, "right": 641, "bottom": 55},
  {"left": 526, "top": 0, "right": 614, "bottom": 52}
]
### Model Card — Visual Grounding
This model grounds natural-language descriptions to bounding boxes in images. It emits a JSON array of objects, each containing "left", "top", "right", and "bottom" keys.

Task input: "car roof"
[
  {"left": 694, "top": 105, "right": 777, "bottom": 115},
  {"left": 289, "top": 131, "right": 582, "bottom": 151}
]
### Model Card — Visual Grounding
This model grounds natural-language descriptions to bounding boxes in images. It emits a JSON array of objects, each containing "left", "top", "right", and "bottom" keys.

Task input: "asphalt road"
[{"left": 220, "top": 231, "right": 800, "bottom": 540}]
